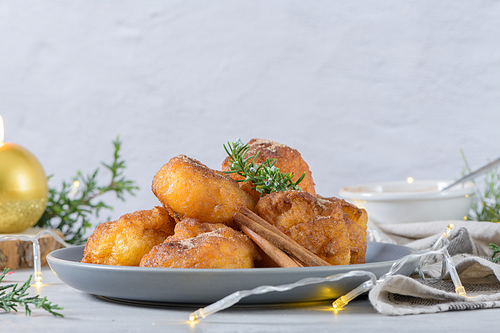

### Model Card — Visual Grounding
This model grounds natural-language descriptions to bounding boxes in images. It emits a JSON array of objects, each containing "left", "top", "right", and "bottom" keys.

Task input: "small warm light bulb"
[
  {"left": 456, "top": 286, "right": 467, "bottom": 297},
  {"left": 68, "top": 180, "right": 81, "bottom": 199},
  {"left": 187, "top": 319, "right": 197, "bottom": 328},
  {"left": 34, "top": 260, "right": 43, "bottom": 288},
  {"left": 33, "top": 273, "right": 43, "bottom": 290},
  {"left": 332, "top": 296, "right": 349, "bottom": 309},
  {"left": 189, "top": 308, "right": 206, "bottom": 322},
  {"left": 189, "top": 314, "right": 199, "bottom": 323},
  {"left": 407, "top": 177, "right": 414, "bottom": 184}
]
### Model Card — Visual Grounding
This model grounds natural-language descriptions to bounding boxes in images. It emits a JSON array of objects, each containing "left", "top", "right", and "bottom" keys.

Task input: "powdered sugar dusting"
[{"left": 250, "top": 138, "right": 287, "bottom": 153}]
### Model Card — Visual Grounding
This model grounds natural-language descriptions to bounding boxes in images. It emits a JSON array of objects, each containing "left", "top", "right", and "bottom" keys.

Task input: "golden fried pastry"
[
  {"left": 140, "top": 218, "right": 261, "bottom": 268},
  {"left": 152, "top": 155, "right": 256, "bottom": 227},
  {"left": 255, "top": 190, "right": 367, "bottom": 265},
  {"left": 285, "top": 217, "right": 351, "bottom": 266},
  {"left": 81, "top": 206, "right": 175, "bottom": 266},
  {"left": 222, "top": 138, "right": 316, "bottom": 202},
  {"left": 316, "top": 196, "right": 368, "bottom": 264}
]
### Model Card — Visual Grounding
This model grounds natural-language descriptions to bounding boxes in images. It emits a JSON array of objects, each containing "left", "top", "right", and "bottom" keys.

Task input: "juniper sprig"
[
  {"left": 461, "top": 150, "right": 500, "bottom": 262},
  {"left": 35, "top": 136, "right": 139, "bottom": 244},
  {"left": 489, "top": 244, "right": 500, "bottom": 263},
  {"left": 0, "top": 268, "right": 63, "bottom": 317}
]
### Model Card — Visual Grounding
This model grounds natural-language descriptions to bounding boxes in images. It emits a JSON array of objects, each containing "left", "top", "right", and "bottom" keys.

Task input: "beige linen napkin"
[
  {"left": 376, "top": 220, "right": 500, "bottom": 256},
  {"left": 367, "top": 221, "right": 500, "bottom": 315}
]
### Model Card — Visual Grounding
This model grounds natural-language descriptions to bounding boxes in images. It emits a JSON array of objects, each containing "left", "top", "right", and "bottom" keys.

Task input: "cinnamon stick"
[
  {"left": 290, "top": 256, "right": 305, "bottom": 267},
  {"left": 234, "top": 208, "right": 331, "bottom": 267},
  {"left": 237, "top": 223, "right": 301, "bottom": 268}
]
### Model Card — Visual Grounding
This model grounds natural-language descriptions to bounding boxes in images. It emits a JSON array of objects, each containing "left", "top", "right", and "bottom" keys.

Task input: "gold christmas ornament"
[{"left": 0, "top": 116, "right": 48, "bottom": 233}]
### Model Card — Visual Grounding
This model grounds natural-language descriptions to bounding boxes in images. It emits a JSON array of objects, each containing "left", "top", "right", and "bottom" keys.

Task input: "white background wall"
[{"left": 1, "top": 1, "right": 499, "bottom": 231}]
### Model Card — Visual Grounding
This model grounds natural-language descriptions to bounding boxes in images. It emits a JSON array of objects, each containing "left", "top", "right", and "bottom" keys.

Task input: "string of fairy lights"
[
  {"left": 0, "top": 230, "right": 72, "bottom": 289},
  {"left": 188, "top": 224, "right": 465, "bottom": 322},
  {"left": 0, "top": 220, "right": 465, "bottom": 322}
]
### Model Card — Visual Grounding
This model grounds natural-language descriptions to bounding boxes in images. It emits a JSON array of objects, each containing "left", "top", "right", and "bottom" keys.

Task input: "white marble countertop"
[{"left": 0, "top": 267, "right": 497, "bottom": 332}]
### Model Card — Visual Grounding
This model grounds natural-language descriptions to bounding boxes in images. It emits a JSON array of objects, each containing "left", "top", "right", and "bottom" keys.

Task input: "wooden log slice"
[{"left": 0, "top": 228, "right": 65, "bottom": 270}]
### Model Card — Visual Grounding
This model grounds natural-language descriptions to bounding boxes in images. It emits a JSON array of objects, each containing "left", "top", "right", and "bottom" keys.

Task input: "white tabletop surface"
[{"left": 1, "top": 267, "right": 497, "bottom": 332}]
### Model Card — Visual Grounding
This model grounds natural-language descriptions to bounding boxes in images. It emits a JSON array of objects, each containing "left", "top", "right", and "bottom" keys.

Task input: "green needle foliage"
[
  {"left": 466, "top": 169, "right": 500, "bottom": 223},
  {"left": 490, "top": 244, "right": 500, "bottom": 263},
  {"left": 35, "top": 136, "right": 139, "bottom": 244},
  {"left": 223, "top": 140, "right": 305, "bottom": 196},
  {"left": 461, "top": 150, "right": 500, "bottom": 262},
  {"left": 0, "top": 268, "right": 63, "bottom": 317},
  {"left": 462, "top": 151, "right": 500, "bottom": 222}
]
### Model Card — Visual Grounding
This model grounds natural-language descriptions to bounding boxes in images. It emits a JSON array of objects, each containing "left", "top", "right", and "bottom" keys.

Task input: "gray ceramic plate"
[{"left": 47, "top": 242, "right": 417, "bottom": 305}]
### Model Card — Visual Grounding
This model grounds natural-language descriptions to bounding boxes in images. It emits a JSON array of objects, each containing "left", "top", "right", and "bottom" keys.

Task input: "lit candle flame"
[{"left": 0, "top": 115, "right": 4, "bottom": 145}]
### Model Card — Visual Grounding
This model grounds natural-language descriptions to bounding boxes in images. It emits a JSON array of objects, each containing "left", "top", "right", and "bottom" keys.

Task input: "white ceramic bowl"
[{"left": 339, "top": 180, "right": 476, "bottom": 224}]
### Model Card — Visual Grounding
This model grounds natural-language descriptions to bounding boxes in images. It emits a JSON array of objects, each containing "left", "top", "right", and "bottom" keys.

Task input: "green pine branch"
[
  {"left": 461, "top": 151, "right": 500, "bottom": 223},
  {"left": 461, "top": 150, "right": 500, "bottom": 263},
  {"left": 35, "top": 136, "right": 139, "bottom": 244},
  {"left": 490, "top": 244, "right": 500, "bottom": 263},
  {"left": 0, "top": 268, "right": 63, "bottom": 317}
]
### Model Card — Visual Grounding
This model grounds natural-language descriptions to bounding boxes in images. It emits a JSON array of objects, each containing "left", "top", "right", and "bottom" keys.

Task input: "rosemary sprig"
[
  {"left": 223, "top": 140, "right": 305, "bottom": 196},
  {"left": 0, "top": 268, "right": 63, "bottom": 317},
  {"left": 35, "top": 136, "right": 139, "bottom": 244},
  {"left": 490, "top": 244, "right": 500, "bottom": 263}
]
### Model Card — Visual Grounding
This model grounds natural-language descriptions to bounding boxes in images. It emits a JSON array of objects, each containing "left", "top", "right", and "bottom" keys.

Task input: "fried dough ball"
[
  {"left": 81, "top": 206, "right": 175, "bottom": 266},
  {"left": 140, "top": 218, "right": 261, "bottom": 269},
  {"left": 222, "top": 138, "right": 316, "bottom": 202},
  {"left": 316, "top": 196, "right": 368, "bottom": 264},
  {"left": 255, "top": 190, "right": 367, "bottom": 265},
  {"left": 152, "top": 155, "right": 256, "bottom": 227},
  {"left": 286, "top": 217, "right": 351, "bottom": 266}
]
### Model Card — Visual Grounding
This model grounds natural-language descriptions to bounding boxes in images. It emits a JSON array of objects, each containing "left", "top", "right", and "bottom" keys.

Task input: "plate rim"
[
  {"left": 47, "top": 241, "right": 416, "bottom": 275},
  {"left": 47, "top": 242, "right": 418, "bottom": 305}
]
